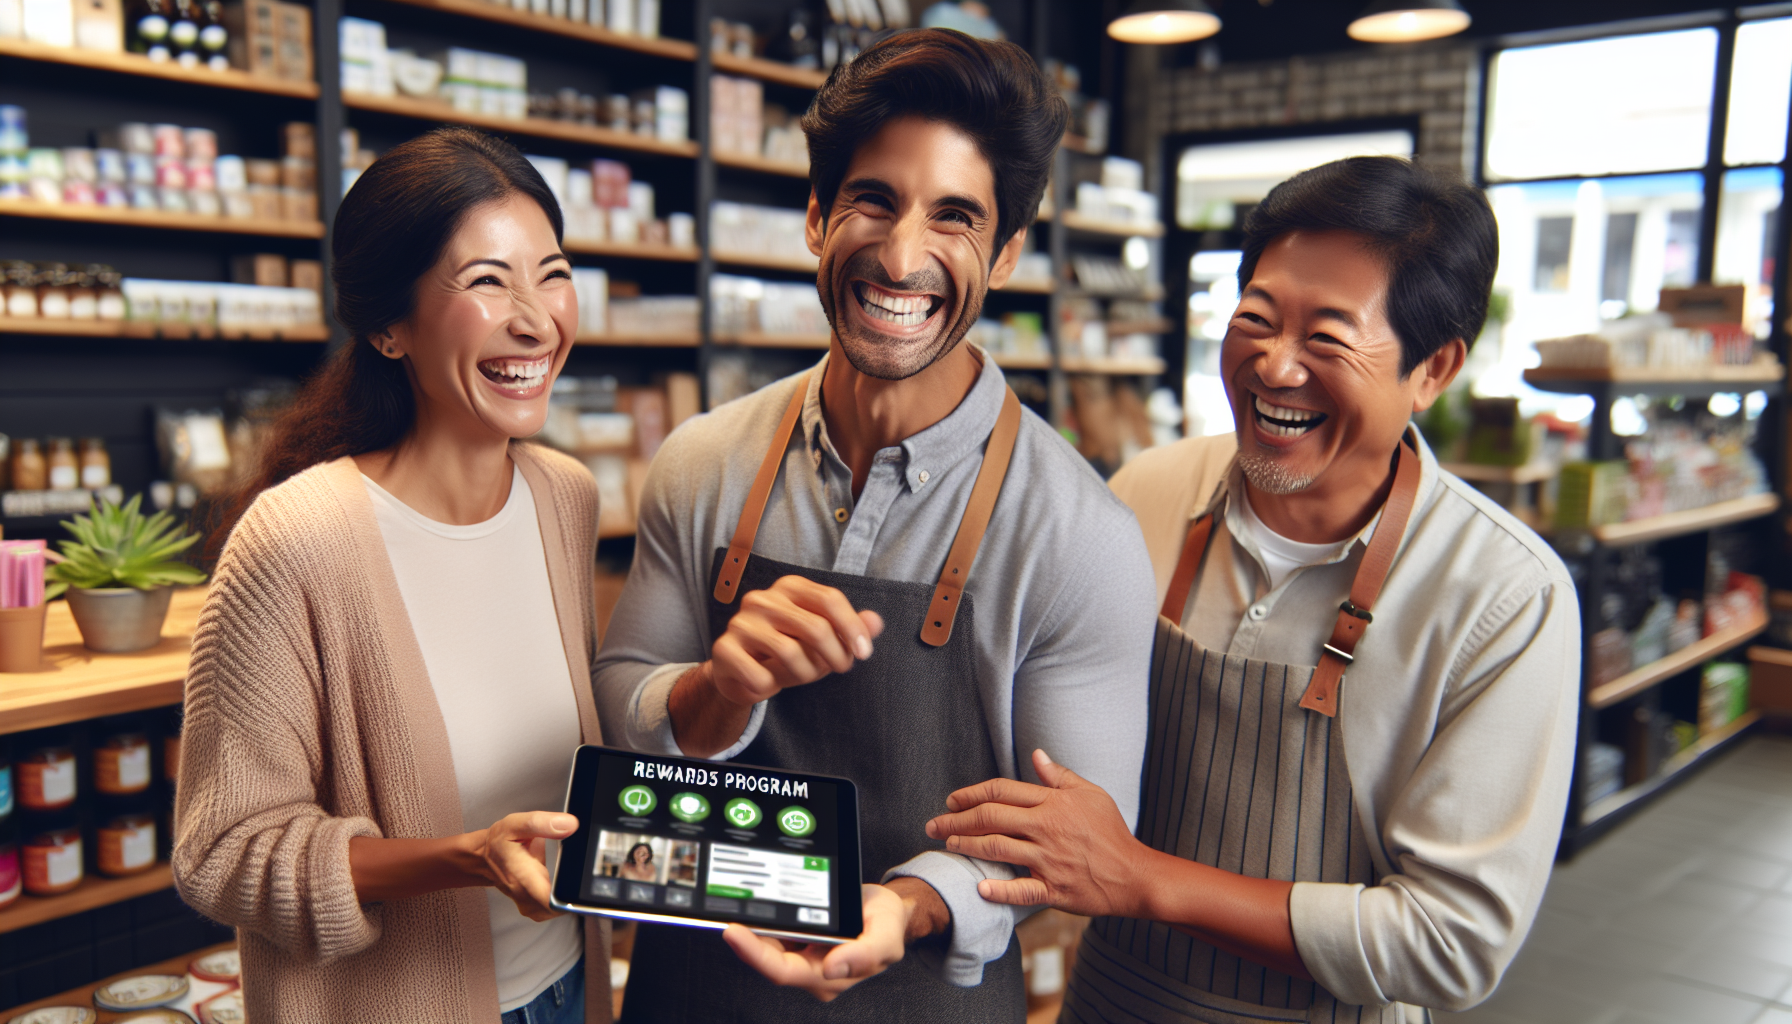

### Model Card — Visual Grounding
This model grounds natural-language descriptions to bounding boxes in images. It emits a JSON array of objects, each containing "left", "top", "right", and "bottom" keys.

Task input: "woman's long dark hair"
[{"left": 210, "top": 127, "right": 562, "bottom": 551}]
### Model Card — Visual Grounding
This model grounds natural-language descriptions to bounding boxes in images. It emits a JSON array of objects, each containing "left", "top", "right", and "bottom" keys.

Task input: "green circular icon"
[
  {"left": 724, "top": 797, "right": 762, "bottom": 829},
  {"left": 777, "top": 806, "right": 816, "bottom": 838},
  {"left": 618, "top": 785, "right": 656, "bottom": 816},
  {"left": 670, "top": 792, "right": 711, "bottom": 822}
]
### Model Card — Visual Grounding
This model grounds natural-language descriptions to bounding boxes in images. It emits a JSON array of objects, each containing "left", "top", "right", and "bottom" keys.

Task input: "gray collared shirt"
[
  {"left": 594, "top": 352, "right": 1157, "bottom": 986},
  {"left": 1109, "top": 427, "right": 1581, "bottom": 1012}
]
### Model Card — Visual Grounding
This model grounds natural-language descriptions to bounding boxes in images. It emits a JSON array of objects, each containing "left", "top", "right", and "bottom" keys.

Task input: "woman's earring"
[{"left": 384, "top": 346, "right": 394, "bottom": 354}]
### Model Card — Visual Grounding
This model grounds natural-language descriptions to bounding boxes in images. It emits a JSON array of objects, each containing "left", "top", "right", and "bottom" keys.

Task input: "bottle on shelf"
[
  {"left": 10, "top": 438, "right": 47, "bottom": 492},
  {"left": 79, "top": 438, "right": 112, "bottom": 489},
  {"left": 128, "top": 0, "right": 176, "bottom": 61},
  {"left": 169, "top": 0, "right": 202, "bottom": 67},
  {"left": 46, "top": 437, "right": 79, "bottom": 491},
  {"left": 199, "top": 0, "right": 228, "bottom": 71}
]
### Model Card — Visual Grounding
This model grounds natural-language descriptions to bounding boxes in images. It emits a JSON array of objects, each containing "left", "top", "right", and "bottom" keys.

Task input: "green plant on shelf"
[{"left": 45, "top": 494, "right": 207, "bottom": 599}]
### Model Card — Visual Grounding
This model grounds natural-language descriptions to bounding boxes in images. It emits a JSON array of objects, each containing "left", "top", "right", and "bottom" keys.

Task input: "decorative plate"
[
  {"left": 92, "top": 974, "right": 189, "bottom": 1011},
  {"left": 196, "top": 989, "right": 245, "bottom": 1024},
  {"left": 188, "top": 948, "right": 241, "bottom": 984},
  {"left": 6, "top": 1009, "right": 97, "bottom": 1024}
]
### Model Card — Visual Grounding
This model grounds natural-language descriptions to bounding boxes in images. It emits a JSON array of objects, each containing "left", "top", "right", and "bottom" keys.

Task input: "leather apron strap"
[
  {"left": 1158, "top": 439, "right": 1422, "bottom": 718},
  {"left": 711, "top": 370, "right": 1026, "bottom": 648}
]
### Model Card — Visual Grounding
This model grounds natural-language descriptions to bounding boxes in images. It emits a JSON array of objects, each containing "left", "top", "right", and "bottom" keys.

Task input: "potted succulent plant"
[{"left": 46, "top": 495, "right": 207, "bottom": 653}]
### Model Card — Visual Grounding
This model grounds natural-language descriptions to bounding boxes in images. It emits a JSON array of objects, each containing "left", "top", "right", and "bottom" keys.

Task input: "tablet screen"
[{"left": 557, "top": 746, "right": 859, "bottom": 940}]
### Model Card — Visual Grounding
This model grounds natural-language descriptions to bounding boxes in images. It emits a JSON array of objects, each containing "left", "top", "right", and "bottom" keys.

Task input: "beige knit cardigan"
[{"left": 174, "top": 443, "right": 612, "bottom": 1024}]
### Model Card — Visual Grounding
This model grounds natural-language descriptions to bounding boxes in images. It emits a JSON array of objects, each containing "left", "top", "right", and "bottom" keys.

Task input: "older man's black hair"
[
  {"left": 801, "top": 27, "right": 1067, "bottom": 257},
  {"left": 1238, "top": 156, "right": 1498, "bottom": 377}
]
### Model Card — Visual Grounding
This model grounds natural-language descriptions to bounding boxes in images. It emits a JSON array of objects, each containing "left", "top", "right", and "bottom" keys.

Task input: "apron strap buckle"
[{"left": 1339, "top": 599, "right": 1373, "bottom": 623}]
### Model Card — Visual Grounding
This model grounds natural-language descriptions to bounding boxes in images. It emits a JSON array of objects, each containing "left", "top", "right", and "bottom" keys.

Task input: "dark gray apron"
[
  {"left": 1064, "top": 443, "right": 1423, "bottom": 1024},
  {"left": 621, "top": 373, "right": 1027, "bottom": 1024}
]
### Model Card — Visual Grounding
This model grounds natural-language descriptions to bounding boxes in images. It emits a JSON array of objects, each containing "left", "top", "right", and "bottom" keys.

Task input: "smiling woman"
[{"left": 173, "top": 127, "right": 613, "bottom": 1024}]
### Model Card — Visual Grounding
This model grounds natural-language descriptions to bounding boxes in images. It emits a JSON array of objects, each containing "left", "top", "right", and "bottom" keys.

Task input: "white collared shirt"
[{"left": 1110, "top": 427, "right": 1581, "bottom": 1012}]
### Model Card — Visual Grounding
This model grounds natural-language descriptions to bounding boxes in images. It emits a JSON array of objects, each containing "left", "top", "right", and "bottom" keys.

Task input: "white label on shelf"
[
  {"left": 40, "top": 758, "right": 76, "bottom": 805},
  {"left": 121, "top": 823, "right": 155, "bottom": 870},
  {"left": 48, "top": 464, "right": 78, "bottom": 489},
  {"left": 117, "top": 745, "right": 151, "bottom": 789},
  {"left": 46, "top": 839, "right": 81, "bottom": 887}
]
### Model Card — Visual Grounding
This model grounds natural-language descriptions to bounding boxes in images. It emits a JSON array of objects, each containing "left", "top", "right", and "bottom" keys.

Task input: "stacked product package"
[
  {"left": 710, "top": 75, "right": 808, "bottom": 168},
  {"left": 1073, "top": 157, "right": 1159, "bottom": 228},
  {"left": 337, "top": 17, "right": 687, "bottom": 145},
  {"left": 709, "top": 202, "right": 813, "bottom": 265},
  {"left": 122, "top": 278, "right": 323, "bottom": 332},
  {"left": 570, "top": 267, "right": 607, "bottom": 337},
  {"left": 709, "top": 275, "right": 827, "bottom": 338},
  {"left": 524, "top": 154, "right": 692, "bottom": 247},
  {"left": 0, "top": 107, "right": 317, "bottom": 224}
]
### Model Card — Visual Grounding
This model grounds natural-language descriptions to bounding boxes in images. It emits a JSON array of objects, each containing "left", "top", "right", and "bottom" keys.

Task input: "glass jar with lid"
[
  {"left": 46, "top": 437, "right": 78, "bottom": 491},
  {"left": 11, "top": 438, "right": 47, "bottom": 492},
  {"left": 79, "top": 438, "right": 112, "bottom": 489},
  {"left": 96, "top": 806, "right": 157, "bottom": 877},
  {"left": 2, "top": 260, "right": 37, "bottom": 318},
  {"left": 95, "top": 731, "right": 151, "bottom": 795},
  {"left": 23, "top": 817, "right": 83, "bottom": 896},
  {"left": 35, "top": 262, "right": 71, "bottom": 319},
  {"left": 17, "top": 741, "right": 77, "bottom": 811},
  {"left": 91, "top": 264, "right": 126, "bottom": 321},
  {"left": 0, "top": 820, "right": 19, "bottom": 910},
  {"left": 67, "top": 266, "right": 98, "bottom": 320}
]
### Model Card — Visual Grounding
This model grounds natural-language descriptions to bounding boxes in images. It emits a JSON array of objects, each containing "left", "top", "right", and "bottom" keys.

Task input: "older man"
[
  {"left": 930, "top": 157, "right": 1580, "bottom": 1023},
  {"left": 594, "top": 28, "right": 1155, "bottom": 1024}
]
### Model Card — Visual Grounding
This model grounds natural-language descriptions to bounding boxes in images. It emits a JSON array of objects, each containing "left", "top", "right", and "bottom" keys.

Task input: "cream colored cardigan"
[{"left": 174, "top": 444, "right": 612, "bottom": 1023}]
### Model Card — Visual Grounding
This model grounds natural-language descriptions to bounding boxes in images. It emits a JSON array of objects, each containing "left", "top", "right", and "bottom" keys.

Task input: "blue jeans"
[{"left": 500, "top": 960, "right": 584, "bottom": 1024}]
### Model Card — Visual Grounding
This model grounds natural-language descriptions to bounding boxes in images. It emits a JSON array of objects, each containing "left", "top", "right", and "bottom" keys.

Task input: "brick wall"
[{"left": 1153, "top": 44, "right": 1482, "bottom": 179}]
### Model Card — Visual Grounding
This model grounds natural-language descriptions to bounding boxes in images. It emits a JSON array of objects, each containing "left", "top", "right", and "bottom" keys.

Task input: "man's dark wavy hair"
[
  {"left": 802, "top": 28, "right": 1067, "bottom": 256},
  {"left": 1238, "top": 156, "right": 1498, "bottom": 377}
]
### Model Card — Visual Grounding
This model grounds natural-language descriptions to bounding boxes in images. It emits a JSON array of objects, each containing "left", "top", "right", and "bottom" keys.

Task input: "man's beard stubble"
[{"left": 819, "top": 247, "right": 983, "bottom": 381}]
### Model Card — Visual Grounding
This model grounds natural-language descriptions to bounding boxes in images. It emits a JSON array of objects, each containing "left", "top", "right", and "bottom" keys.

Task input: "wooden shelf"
[
  {"left": 573, "top": 332, "right": 697, "bottom": 347},
  {"left": 0, "top": 36, "right": 318, "bottom": 98},
  {"left": 1583, "top": 710, "right": 1760, "bottom": 826},
  {"left": 713, "top": 332, "right": 828, "bottom": 350},
  {"left": 711, "top": 250, "right": 819, "bottom": 274},
  {"left": 0, "top": 316, "right": 328, "bottom": 342},
  {"left": 714, "top": 150, "right": 810, "bottom": 179},
  {"left": 990, "top": 352, "right": 1053, "bottom": 370},
  {"left": 0, "top": 864, "right": 173, "bottom": 936},
  {"left": 711, "top": 52, "right": 828, "bottom": 89},
  {"left": 1061, "top": 133, "right": 1106, "bottom": 155},
  {"left": 1591, "top": 492, "right": 1779, "bottom": 546},
  {"left": 0, "top": 587, "right": 203, "bottom": 737},
  {"left": 995, "top": 279, "right": 1054, "bottom": 295},
  {"left": 3, "top": 939, "right": 233, "bottom": 1021},
  {"left": 1106, "top": 318, "right": 1174, "bottom": 335},
  {"left": 344, "top": 92, "right": 700, "bottom": 158},
  {"left": 1523, "top": 361, "right": 1784, "bottom": 386},
  {"left": 378, "top": 0, "right": 698, "bottom": 60},
  {"left": 1058, "top": 210, "right": 1164, "bottom": 239},
  {"left": 0, "top": 199, "right": 324, "bottom": 238},
  {"left": 564, "top": 239, "right": 698, "bottom": 262},
  {"left": 1442, "top": 461, "right": 1557, "bottom": 485},
  {"left": 1062, "top": 354, "right": 1167, "bottom": 375},
  {"left": 1589, "top": 607, "right": 1768, "bottom": 708}
]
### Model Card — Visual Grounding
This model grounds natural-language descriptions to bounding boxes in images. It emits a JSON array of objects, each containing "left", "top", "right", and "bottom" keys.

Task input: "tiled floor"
[{"left": 1438, "top": 734, "right": 1792, "bottom": 1024}]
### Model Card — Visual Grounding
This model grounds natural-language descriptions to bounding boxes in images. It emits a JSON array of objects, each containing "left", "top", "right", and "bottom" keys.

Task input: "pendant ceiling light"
[
  {"left": 1107, "top": 0, "right": 1221, "bottom": 44},
  {"left": 1347, "top": 0, "right": 1471, "bottom": 43}
]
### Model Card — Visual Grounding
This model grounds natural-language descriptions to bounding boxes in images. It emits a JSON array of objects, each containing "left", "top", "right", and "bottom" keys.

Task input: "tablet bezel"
[{"left": 551, "top": 744, "right": 864, "bottom": 945}]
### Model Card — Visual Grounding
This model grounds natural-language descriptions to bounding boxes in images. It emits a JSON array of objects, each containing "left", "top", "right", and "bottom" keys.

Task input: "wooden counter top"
[{"left": 0, "top": 588, "right": 204, "bottom": 736}]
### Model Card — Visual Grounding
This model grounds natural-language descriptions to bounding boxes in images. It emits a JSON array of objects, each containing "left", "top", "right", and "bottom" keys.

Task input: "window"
[
  {"left": 1715, "top": 167, "right": 1783, "bottom": 336},
  {"left": 1175, "top": 130, "right": 1412, "bottom": 230},
  {"left": 1486, "top": 29, "right": 1718, "bottom": 180},
  {"left": 1534, "top": 217, "right": 1574, "bottom": 292},
  {"left": 1724, "top": 17, "right": 1792, "bottom": 167}
]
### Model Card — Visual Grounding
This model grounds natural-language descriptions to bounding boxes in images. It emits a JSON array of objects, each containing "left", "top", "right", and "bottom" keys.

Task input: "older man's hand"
[{"left": 925, "top": 749, "right": 1153, "bottom": 919}]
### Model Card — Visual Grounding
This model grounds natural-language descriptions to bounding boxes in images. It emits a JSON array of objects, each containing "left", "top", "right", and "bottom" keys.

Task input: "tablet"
[{"left": 551, "top": 745, "right": 863, "bottom": 945}]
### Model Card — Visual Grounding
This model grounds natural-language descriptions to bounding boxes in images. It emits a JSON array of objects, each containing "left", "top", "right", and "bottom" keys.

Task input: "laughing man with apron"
[
  {"left": 593, "top": 29, "right": 1157, "bottom": 1024},
  {"left": 928, "top": 157, "right": 1580, "bottom": 1023}
]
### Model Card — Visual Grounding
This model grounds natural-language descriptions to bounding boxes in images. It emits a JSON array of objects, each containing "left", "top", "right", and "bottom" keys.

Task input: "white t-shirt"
[
  {"left": 364, "top": 466, "right": 583, "bottom": 1012},
  {"left": 1237, "top": 488, "right": 1377, "bottom": 591}
]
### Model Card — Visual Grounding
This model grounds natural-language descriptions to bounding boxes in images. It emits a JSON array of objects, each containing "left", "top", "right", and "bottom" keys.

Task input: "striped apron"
[{"left": 1065, "top": 442, "right": 1424, "bottom": 1024}]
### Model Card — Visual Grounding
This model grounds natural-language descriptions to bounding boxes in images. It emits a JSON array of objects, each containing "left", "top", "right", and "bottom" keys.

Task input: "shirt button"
[
  {"left": 1249, "top": 604, "right": 1267, "bottom": 621},
  {"left": 834, "top": 507, "right": 849, "bottom": 523},
  {"left": 917, "top": 470, "right": 930, "bottom": 484}
]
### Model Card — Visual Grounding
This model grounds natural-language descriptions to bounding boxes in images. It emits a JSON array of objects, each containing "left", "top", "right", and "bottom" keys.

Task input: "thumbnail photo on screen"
[{"left": 580, "top": 751, "right": 846, "bottom": 935}]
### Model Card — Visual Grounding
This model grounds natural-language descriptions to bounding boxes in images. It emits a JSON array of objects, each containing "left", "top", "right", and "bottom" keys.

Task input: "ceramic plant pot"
[{"left": 65, "top": 586, "right": 173, "bottom": 653}]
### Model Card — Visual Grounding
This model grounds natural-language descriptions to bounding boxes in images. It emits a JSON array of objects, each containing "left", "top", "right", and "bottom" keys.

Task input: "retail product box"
[
  {"left": 1659, "top": 284, "right": 1746, "bottom": 328},
  {"left": 1700, "top": 662, "right": 1750, "bottom": 735},
  {"left": 231, "top": 253, "right": 288, "bottom": 287},
  {"left": 1554, "top": 460, "right": 1630, "bottom": 530},
  {"left": 72, "top": 0, "right": 121, "bottom": 51},
  {"left": 1746, "top": 645, "right": 1792, "bottom": 724},
  {"left": 228, "top": 0, "right": 310, "bottom": 81}
]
